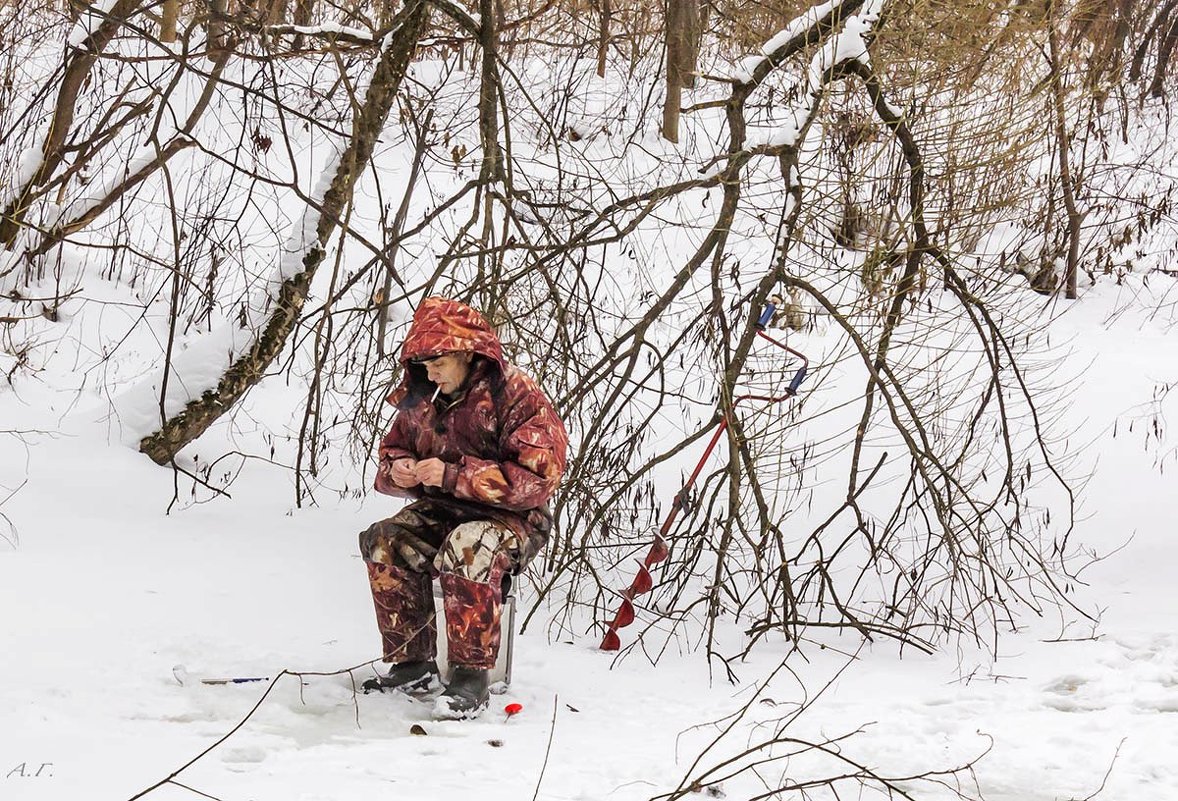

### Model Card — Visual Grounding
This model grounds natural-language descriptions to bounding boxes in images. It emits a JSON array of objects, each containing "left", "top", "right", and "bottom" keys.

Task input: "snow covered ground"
[{"left": 2, "top": 276, "right": 1176, "bottom": 801}]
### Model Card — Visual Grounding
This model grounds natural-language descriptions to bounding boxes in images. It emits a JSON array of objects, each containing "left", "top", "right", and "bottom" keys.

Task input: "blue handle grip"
[
  {"left": 757, "top": 302, "right": 776, "bottom": 329},
  {"left": 788, "top": 366, "right": 808, "bottom": 394}
]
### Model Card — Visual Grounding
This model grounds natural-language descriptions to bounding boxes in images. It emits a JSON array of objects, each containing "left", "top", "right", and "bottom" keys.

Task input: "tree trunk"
[
  {"left": 478, "top": 0, "right": 502, "bottom": 180},
  {"left": 682, "top": 0, "right": 699, "bottom": 89},
  {"left": 266, "top": 0, "right": 288, "bottom": 25},
  {"left": 661, "top": 0, "right": 684, "bottom": 142},
  {"left": 596, "top": 0, "right": 611, "bottom": 78},
  {"left": 139, "top": 0, "right": 431, "bottom": 465},
  {"left": 1150, "top": 16, "right": 1178, "bottom": 98},
  {"left": 207, "top": 0, "right": 228, "bottom": 61},
  {"left": 292, "top": 0, "right": 314, "bottom": 47},
  {"left": 160, "top": 0, "right": 179, "bottom": 42},
  {"left": 0, "top": 0, "right": 143, "bottom": 249},
  {"left": 1130, "top": 0, "right": 1177, "bottom": 81},
  {"left": 293, "top": 0, "right": 314, "bottom": 26},
  {"left": 1048, "top": 2, "right": 1083, "bottom": 299},
  {"left": 378, "top": 0, "right": 396, "bottom": 28}
]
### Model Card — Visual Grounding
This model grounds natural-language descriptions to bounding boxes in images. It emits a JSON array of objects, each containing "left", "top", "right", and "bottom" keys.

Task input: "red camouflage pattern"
[
  {"left": 361, "top": 500, "right": 520, "bottom": 668},
  {"left": 440, "top": 549, "right": 514, "bottom": 669},
  {"left": 375, "top": 297, "right": 568, "bottom": 566},
  {"left": 366, "top": 561, "right": 437, "bottom": 663},
  {"left": 398, "top": 296, "right": 505, "bottom": 370}
]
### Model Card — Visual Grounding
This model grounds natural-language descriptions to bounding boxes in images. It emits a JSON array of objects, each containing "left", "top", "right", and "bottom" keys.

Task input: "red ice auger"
[{"left": 599, "top": 297, "right": 809, "bottom": 652}]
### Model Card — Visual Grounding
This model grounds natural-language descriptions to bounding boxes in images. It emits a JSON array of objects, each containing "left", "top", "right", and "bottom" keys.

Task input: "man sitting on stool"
[{"left": 359, "top": 297, "right": 568, "bottom": 719}]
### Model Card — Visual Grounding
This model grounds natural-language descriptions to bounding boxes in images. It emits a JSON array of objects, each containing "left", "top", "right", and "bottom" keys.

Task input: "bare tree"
[
  {"left": 160, "top": 0, "right": 180, "bottom": 41},
  {"left": 661, "top": 0, "right": 698, "bottom": 142},
  {"left": 1047, "top": 0, "right": 1084, "bottom": 299},
  {"left": 0, "top": 0, "right": 144, "bottom": 248},
  {"left": 8, "top": 0, "right": 1166, "bottom": 669},
  {"left": 138, "top": 0, "right": 431, "bottom": 464}
]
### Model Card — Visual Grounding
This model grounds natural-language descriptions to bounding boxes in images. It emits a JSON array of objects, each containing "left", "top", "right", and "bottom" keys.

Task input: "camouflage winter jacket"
[{"left": 375, "top": 297, "right": 569, "bottom": 567}]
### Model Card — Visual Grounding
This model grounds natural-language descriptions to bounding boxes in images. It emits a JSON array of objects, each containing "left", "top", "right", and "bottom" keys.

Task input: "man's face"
[{"left": 422, "top": 352, "right": 474, "bottom": 395}]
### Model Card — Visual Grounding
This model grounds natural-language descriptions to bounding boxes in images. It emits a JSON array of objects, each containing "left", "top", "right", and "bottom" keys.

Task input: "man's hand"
[
  {"left": 388, "top": 457, "right": 419, "bottom": 488},
  {"left": 414, "top": 458, "right": 447, "bottom": 488}
]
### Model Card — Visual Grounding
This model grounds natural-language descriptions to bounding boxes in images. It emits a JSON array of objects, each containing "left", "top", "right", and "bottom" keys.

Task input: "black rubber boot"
[
  {"left": 433, "top": 666, "right": 490, "bottom": 719},
  {"left": 362, "top": 659, "right": 440, "bottom": 694}
]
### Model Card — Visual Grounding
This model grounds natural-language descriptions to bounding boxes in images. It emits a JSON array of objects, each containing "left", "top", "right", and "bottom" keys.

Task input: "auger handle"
[
  {"left": 788, "top": 365, "right": 808, "bottom": 394},
  {"left": 753, "top": 294, "right": 782, "bottom": 327},
  {"left": 757, "top": 300, "right": 777, "bottom": 329}
]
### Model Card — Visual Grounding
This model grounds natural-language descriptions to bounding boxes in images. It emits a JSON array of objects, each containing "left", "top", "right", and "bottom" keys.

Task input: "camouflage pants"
[{"left": 360, "top": 499, "right": 518, "bottom": 670}]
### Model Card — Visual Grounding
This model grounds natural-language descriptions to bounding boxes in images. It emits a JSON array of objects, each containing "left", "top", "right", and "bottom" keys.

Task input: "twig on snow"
[
  {"left": 1072, "top": 738, "right": 1127, "bottom": 801},
  {"left": 532, "top": 694, "right": 559, "bottom": 801}
]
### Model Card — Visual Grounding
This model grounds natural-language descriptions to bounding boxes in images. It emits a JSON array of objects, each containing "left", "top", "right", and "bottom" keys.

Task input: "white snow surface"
[
  {"left": 64, "top": 145, "right": 165, "bottom": 224},
  {"left": 107, "top": 92, "right": 343, "bottom": 443},
  {"left": 103, "top": 26, "right": 404, "bottom": 444},
  {"left": 108, "top": 149, "right": 338, "bottom": 445},
  {"left": 3, "top": 281, "right": 1178, "bottom": 801}
]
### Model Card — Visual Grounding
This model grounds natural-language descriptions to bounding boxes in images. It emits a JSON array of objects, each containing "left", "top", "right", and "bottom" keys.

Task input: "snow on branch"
[
  {"left": 741, "top": 0, "right": 886, "bottom": 153},
  {"left": 731, "top": 0, "right": 871, "bottom": 85},
  {"left": 67, "top": 0, "right": 121, "bottom": 49},
  {"left": 266, "top": 23, "right": 377, "bottom": 46},
  {"left": 806, "top": 0, "right": 884, "bottom": 89}
]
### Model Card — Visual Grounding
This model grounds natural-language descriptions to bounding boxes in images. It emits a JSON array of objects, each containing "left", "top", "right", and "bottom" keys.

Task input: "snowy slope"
[{"left": 2, "top": 275, "right": 1177, "bottom": 801}]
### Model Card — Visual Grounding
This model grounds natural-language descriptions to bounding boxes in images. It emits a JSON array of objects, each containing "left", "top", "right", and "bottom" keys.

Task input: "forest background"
[{"left": 2, "top": 1, "right": 1177, "bottom": 799}]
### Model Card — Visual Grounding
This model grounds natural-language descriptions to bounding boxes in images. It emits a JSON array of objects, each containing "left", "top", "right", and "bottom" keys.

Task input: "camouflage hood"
[{"left": 388, "top": 297, "right": 506, "bottom": 406}]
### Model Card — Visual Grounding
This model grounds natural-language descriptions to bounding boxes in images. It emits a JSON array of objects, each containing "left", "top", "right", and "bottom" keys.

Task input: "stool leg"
[{"left": 502, "top": 593, "right": 516, "bottom": 687}]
